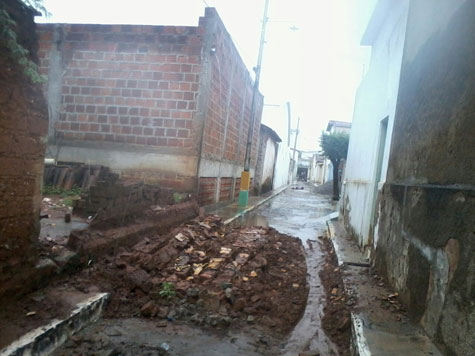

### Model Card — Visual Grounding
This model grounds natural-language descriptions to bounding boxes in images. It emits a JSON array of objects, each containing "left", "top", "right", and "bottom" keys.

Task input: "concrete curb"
[
  {"left": 0, "top": 293, "right": 109, "bottom": 356},
  {"left": 326, "top": 220, "right": 443, "bottom": 356},
  {"left": 326, "top": 218, "right": 371, "bottom": 356},
  {"left": 350, "top": 313, "right": 371, "bottom": 356},
  {"left": 223, "top": 185, "right": 289, "bottom": 225}
]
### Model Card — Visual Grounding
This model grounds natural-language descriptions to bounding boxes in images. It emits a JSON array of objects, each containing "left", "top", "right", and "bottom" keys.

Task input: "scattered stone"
[
  {"left": 337, "top": 316, "right": 350, "bottom": 331},
  {"left": 167, "top": 309, "right": 176, "bottom": 320},
  {"left": 140, "top": 301, "right": 157, "bottom": 317},
  {"left": 159, "top": 342, "right": 170, "bottom": 352},
  {"left": 247, "top": 315, "right": 255, "bottom": 323},
  {"left": 258, "top": 335, "right": 269, "bottom": 345},
  {"left": 250, "top": 295, "right": 260, "bottom": 303},
  {"left": 157, "top": 320, "right": 168, "bottom": 327},
  {"left": 186, "top": 288, "right": 200, "bottom": 298},
  {"left": 157, "top": 306, "right": 169, "bottom": 318}
]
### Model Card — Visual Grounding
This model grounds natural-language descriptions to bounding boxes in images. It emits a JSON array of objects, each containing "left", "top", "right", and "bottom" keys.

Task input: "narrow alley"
[
  {"left": 235, "top": 184, "right": 341, "bottom": 356},
  {"left": 1, "top": 0, "right": 474, "bottom": 355},
  {"left": 48, "top": 184, "right": 342, "bottom": 356}
]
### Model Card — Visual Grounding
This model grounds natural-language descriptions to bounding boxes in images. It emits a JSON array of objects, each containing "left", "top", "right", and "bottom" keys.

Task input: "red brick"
[
  {"left": 154, "top": 128, "right": 165, "bottom": 136},
  {"left": 166, "top": 129, "right": 177, "bottom": 137},
  {"left": 132, "top": 126, "right": 143, "bottom": 135}
]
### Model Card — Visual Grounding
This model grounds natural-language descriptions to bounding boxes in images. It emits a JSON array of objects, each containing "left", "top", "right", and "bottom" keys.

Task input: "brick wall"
[
  {"left": 198, "top": 177, "right": 217, "bottom": 206},
  {"left": 37, "top": 24, "right": 202, "bottom": 150},
  {"left": 201, "top": 11, "right": 262, "bottom": 167},
  {"left": 219, "top": 177, "right": 233, "bottom": 202},
  {"left": 234, "top": 178, "right": 241, "bottom": 199},
  {"left": 37, "top": 8, "right": 264, "bottom": 203},
  {"left": 197, "top": 8, "right": 263, "bottom": 205},
  {"left": 0, "top": 0, "right": 48, "bottom": 299}
]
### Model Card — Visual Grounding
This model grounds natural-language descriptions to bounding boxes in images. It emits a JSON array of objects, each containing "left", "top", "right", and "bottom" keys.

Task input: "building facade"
[
  {"left": 254, "top": 124, "right": 281, "bottom": 195},
  {"left": 340, "top": 0, "right": 410, "bottom": 250},
  {"left": 343, "top": 0, "right": 475, "bottom": 353},
  {"left": 37, "top": 8, "right": 263, "bottom": 206}
]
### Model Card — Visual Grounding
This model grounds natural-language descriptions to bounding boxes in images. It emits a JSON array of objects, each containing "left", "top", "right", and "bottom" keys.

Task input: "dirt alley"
[{"left": 1, "top": 183, "right": 350, "bottom": 356}]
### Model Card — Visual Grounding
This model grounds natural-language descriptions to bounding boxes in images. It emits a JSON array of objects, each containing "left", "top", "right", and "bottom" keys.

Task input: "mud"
[
  {"left": 0, "top": 286, "right": 100, "bottom": 349},
  {"left": 62, "top": 215, "right": 308, "bottom": 335},
  {"left": 318, "top": 235, "right": 352, "bottom": 356},
  {"left": 53, "top": 318, "right": 283, "bottom": 356}
]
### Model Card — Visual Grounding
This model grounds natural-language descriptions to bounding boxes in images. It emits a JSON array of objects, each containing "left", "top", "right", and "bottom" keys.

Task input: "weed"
[
  {"left": 172, "top": 192, "right": 184, "bottom": 204},
  {"left": 42, "top": 185, "right": 82, "bottom": 207},
  {"left": 159, "top": 282, "right": 176, "bottom": 300}
]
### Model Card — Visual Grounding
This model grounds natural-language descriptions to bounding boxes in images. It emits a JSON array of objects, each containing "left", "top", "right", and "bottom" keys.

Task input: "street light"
[{"left": 238, "top": 0, "right": 270, "bottom": 207}]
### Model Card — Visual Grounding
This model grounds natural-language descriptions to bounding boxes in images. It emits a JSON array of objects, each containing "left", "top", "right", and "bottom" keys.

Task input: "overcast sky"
[{"left": 37, "top": 0, "right": 377, "bottom": 151}]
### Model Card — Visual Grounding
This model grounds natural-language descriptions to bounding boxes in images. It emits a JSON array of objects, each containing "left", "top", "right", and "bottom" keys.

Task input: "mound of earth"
[{"left": 64, "top": 215, "right": 309, "bottom": 335}]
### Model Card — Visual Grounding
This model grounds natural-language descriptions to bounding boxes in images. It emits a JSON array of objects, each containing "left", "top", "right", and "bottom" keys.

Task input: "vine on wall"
[{"left": 0, "top": 0, "right": 48, "bottom": 83}]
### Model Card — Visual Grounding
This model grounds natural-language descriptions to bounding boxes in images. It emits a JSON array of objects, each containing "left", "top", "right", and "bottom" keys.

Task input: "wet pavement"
[{"left": 234, "top": 183, "right": 339, "bottom": 355}]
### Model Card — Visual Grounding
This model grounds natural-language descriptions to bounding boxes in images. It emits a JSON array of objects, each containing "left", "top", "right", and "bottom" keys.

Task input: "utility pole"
[
  {"left": 286, "top": 101, "right": 291, "bottom": 145},
  {"left": 291, "top": 116, "right": 300, "bottom": 183},
  {"left": 238, "top": 0, "right": 270, "bottom": 207}
]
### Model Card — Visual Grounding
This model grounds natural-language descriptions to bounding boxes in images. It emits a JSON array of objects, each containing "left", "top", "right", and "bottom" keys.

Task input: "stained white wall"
[
  {"left": 261, "top": 104, "right": 292, "bottom": 190},
  {"left": 342, "top": 0, "right": 410, "bottom": 248},
  {"left": 261, "top": 137, "right": 277, "bottom": 186}
]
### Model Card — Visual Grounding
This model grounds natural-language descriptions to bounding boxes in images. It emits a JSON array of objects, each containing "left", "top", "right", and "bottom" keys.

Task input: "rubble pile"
[{"left": 73, "top": 215, "right": 308, "bottom": 334}]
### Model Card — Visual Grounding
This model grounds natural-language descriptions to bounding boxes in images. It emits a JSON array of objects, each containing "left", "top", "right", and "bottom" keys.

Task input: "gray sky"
[{"left": 37, "top": 0, "right": 377, "bottom": 151}]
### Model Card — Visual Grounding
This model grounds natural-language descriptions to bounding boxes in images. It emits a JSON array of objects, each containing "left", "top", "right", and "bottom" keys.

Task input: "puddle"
[
  {"left": 40, "top": 218, "right": 89, "bottom": 241},
  {"left": 231, "top": 185, "right": 340, "bottom": 355}
]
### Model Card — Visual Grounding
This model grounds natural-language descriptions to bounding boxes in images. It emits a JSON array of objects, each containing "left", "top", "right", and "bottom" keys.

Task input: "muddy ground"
[
  {"left": 69, "top": 215, "right": 308, "bottom": 332},
  {"left": 318, "top": 236, "right": 352, "bottom": 356},
  {"left": 1, "top": 213, "right": 309, "bottom": 355}
]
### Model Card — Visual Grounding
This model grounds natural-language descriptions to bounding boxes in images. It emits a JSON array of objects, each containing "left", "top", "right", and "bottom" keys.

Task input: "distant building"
[
  {"left": 260, "top": 103, "right": 293, "bottom": 191},
  {"left": 254, "top": 124, "right": 282, "bottom": 195},
  {"left": 326, "top": 120, "right": 351, "bottom": 135}
]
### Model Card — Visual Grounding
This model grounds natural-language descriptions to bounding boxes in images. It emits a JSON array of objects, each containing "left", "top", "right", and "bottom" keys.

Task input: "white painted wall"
[
  {"left": 260, "top": 137, "right": 277, "bottom": 187},
  {"left": 342, "top": 0, "right": 410, "bottom": 248},
  {"left": 261, "top": 104, "right": 292, "bottom": 190}
]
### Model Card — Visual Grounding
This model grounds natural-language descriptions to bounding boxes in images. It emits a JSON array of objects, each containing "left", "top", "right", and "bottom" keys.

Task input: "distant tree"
[{"left": 319, "top": 132, "right": 349, "bottom": 200}]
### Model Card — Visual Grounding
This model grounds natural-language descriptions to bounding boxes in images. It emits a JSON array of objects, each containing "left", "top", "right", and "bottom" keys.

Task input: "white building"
[
  {"left": 260, "top": 103, "right": 292, "bottom": 191},
  {"left": 341, "top": 0, "right": 410, "bottom": 250}
]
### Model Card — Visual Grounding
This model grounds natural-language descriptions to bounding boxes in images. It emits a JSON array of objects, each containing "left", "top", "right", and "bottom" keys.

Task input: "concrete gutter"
[
  {"left": 222, "top": 184, "right": 289, "bottom": 225},
  {"left": 0, "top": 293, "right": 109, "bottom": 356}
]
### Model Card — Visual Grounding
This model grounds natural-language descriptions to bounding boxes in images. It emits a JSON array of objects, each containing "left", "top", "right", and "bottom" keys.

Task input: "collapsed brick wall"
[
  {"left": 74, "top": 169, "right": 178, "bottom": 224},
  {"left": 0, "top": 0, "right": 48, "bottom": 298}
]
